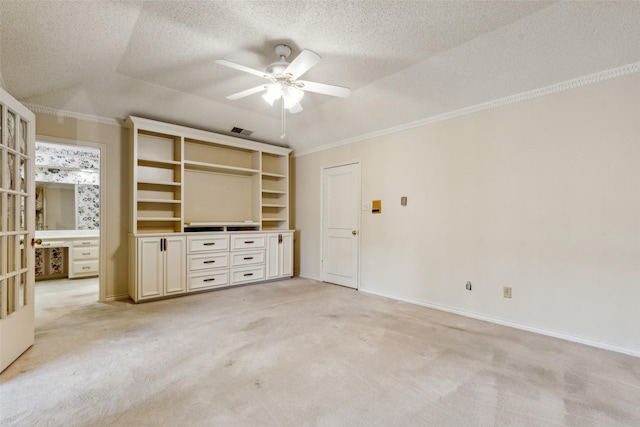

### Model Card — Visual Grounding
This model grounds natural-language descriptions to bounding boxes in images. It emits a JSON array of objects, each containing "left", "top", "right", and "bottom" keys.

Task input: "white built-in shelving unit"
[{"left": 126, "top": 116, "right": 293, "bottom": 302}]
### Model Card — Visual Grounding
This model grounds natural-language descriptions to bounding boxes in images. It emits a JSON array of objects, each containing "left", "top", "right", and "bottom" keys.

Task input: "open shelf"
[
  {"left": 184, "top": 160, "right": 259, "bottom": 175},
  {"left": 128, "top": 116, "right": 291, "bottom": 234},
  {"left": 138, "top": 198, "right": 181, "bottom": 204},
  {"left": 138, "top": 217, "right": 181, "bottom": 222},
  {"left": 261, "top": 172, "right": 286, "bottom": 178},
  {"left": 138, "top": 158, "right": 181, "bottom": 168}
]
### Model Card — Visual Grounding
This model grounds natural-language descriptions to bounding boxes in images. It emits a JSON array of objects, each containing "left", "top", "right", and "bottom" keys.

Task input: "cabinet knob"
[{"left": 352, "top": 230, "right": 357, "bottom": 236}]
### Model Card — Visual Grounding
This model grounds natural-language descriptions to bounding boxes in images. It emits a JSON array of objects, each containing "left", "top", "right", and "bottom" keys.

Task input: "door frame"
[
  {"left": 320, "top": 160, "right": 361, "bottom": 289},
  {"left": 36, "top": 135, "right": 107, "bottom": 302}
]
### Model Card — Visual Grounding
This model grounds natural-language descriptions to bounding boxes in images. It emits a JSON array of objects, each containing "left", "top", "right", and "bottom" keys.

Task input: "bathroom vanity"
[{"left": 34, "top": 230, "right": 99, "bottom": 279}]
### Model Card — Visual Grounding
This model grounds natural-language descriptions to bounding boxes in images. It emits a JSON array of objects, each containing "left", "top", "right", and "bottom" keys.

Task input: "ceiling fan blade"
[
  {"left": 284, "top": 49, "right": 321, "bottom": 79},
  {"left": 297, "top": 80, "right": 351, "bottom": 98},
  {"left": 215, "top": 59, "right": 269, "bottom": 79},
  {"left": 288, "top": 103, "right": 303, "bottom": 114},
  {"left": 226, "top": 85, "right": 267, "bottom": 100}
]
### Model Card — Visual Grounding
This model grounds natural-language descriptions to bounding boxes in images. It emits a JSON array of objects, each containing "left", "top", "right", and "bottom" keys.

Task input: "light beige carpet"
[{"left": 1, "top": 277, "right": 639, "bottom": 426}]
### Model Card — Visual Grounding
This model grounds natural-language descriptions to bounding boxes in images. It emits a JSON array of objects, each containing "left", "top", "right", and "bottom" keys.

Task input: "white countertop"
[{"left": 36, "top": 230, "right": 100, "bottom": 239}]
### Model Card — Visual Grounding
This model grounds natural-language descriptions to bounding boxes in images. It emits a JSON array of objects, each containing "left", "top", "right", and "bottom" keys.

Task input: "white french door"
[
  {"left": 321, "top": 162, "right": 360, "bottom": 289},
  {"left": 0, "top": 88, "right": 36, "bottom": 372}
]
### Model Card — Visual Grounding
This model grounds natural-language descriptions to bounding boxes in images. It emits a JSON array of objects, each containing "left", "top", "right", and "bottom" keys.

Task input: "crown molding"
[
  {"left": 294, "top": 62, "right": 640, "bottom": 157},
  {"left": 24, "top": 103, "right": 121, "bottom": 126}
]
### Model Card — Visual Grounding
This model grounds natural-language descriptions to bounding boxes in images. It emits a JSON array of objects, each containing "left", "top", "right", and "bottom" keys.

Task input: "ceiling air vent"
[{"left": 231, "top": 127, "right": 253, "bottom": 136}]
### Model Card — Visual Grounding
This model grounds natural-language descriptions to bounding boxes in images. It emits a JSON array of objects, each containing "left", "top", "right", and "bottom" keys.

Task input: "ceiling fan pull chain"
[{"left": 280, "top": 98, "right": 286, "bottom": 139}]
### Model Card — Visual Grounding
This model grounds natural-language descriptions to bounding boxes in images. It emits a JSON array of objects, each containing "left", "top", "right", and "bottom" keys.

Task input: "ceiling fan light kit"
[{"left": 216, "top": 44, "right": 351, "bottom": 140}]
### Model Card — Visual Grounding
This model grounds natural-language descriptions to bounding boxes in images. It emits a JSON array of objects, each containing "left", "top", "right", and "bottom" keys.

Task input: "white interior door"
[
  {"left": 322, "top": 163, "right": 360, "bottom": 288},
  {"left": 0, "top": 88, "right": 36, "bottom": 372}
]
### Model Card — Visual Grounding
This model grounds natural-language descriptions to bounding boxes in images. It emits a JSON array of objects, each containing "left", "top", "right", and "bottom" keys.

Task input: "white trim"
[
  {"left": 35, "top": 135, "right": 108, "bottom": 302},
  {"left": 26, "top": 103, "right": 121, "bottom": 127},
  {"left": 298, "top": 273, "right": 322, "bottom": 282},
  {"left": 294, "top": 62, "right": 640, "bottom": 158},
  {"left": 360, "top": 287, "right": 640, "bottom": 358}
]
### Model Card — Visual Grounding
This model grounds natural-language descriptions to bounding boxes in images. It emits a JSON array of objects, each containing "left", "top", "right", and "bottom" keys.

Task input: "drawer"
[
  {"left": 71, "top": 246, "right": 99, "bottom": 260},
  {"left": 230, "top": 234, "right": 266, "bottom": 251},
  {"left": 73, "top": 239, "right": 99, "bottom": 247},
  {"left": 188, "top": 253, "right": 229, "bottom": 271},
  {"left": 36, "top": 240, "right": 67, "bottom": 249},
  {"left": 230, "top": 250, "right": 265, "bottom": 267},
  {"left": 230, "top": 266, "right": 265, "bottom": 285},
  {"left": 70, "top": 260, "right": 99, "bottom": 277},
  {"left": 188, "top": 270, "right": 229, "bottom": 291},
  {"left": 188, "top": 235, "right": 229, "bottom": 253}
]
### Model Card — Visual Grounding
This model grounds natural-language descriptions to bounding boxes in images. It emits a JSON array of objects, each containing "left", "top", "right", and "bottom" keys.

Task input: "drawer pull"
[
  {"left": 82, "top": 266, "right": 91, "bottom": 270},
  {"left": 243, "top": 257, "right": 253, "bottom": 260},
  {"left": 203, "top": 278, "right": 216, "bottom": 282},
  {"left": 81, "top": 241, "right": 91, "bottom": 245},
  {"left": 244, "top": 240, "right": 254, "bottom": 244},
  {"left": 243, "top": 273, "right": 254, "bottom": 277},
  {"left": 204, "top": 260, "right": 216, "bottom": 264},
  {"left": 203, "top": 242, "right": 216, "bottom": 246},
  {"left": 41, "top": 243, "right": 50, "bottom": 247},
  {"left": 82, "top": 252, "right": 91, "bottom": 256}
]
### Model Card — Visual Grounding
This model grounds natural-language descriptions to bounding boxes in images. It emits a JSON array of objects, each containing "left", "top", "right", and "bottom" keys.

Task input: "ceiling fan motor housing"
[
  {"left": 267, "top": 44, "right": 293, "bottom": 77},
  {"left": 266, "top": 61, "right": 289, "bottom": 77}
]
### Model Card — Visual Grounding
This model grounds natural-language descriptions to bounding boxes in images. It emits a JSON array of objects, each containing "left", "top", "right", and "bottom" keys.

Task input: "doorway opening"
[{"left": 34, "top": 139, "right": 104, "bottom": 302}]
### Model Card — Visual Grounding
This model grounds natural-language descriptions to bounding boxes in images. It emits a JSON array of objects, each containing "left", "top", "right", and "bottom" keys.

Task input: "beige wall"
[
  {"left": 294, "top": 73, "right": 640, "bottom": 355},
  {"left": 35, "top": 113, "right": 128, "bottom": 299}
]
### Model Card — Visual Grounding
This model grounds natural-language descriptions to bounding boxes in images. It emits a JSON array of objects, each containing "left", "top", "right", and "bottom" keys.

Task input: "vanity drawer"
[
  {"left": 71, "top": 246, "right": 99, "bottom": 260},
  {"left": 188, "top": 270, "right": 229, "bottom": 291},
  {"left": 188, "top": 235, "right": 229, "bottom": 253},
  {"left": 230, "top": 234, "right": 265, "bottom": 251},
  {"left": 73, "top": 239, "right": 99, "bottom": 247},
  {"left": 70, "top": 260, "right": 99, "bottom": 277},
  {"left": 36, "top": 240, "right": 67, "bottom": 249},
  {"left": 230, "top": 250, "right": 265, "bottom": 267},
  {"left": 230, "top": 266, "right": 265, "bottom": 285},
  {"left": 188, "top": 253, "right": 229, "bottom": 272}
]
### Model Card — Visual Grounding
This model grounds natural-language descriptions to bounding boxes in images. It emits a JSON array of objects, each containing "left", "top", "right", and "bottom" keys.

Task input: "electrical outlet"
[
  {"left": 465, "top": 281, "right": 472, "bottom": 291},
  {"left": 503, "top": 287, "right": 512, "bottom": 299}
]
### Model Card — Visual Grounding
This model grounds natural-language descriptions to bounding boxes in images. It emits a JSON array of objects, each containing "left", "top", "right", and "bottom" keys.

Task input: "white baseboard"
[
  {"left": 359, "top": 287, "right": 640, "bottom": 358},
  {"left": 298, "top": 273, "right": 322, "bottom": 282}
]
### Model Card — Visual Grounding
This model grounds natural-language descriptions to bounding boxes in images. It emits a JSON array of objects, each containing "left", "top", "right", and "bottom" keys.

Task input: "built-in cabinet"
[
  {"left": 69, "top": 239, "right": 99, "bottom": 278},
  {"left": 126, "top": 117, "right": 294, "bottom": 303},
  {"left": 130, "top": 235, "right": 186, "bottom": 301},
  {"left": 266, "top": 232, "right": 293, "bottom": 280}
]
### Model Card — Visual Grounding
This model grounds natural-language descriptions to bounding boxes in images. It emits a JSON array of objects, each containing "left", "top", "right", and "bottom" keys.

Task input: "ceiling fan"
[{"left": 216, "top": 44, "right": 351, "bottom": 139}]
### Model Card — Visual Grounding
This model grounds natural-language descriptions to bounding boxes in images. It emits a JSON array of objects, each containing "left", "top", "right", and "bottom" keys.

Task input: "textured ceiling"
[{"left": 1, "top": 1, "right": 639, "bottom": 152}]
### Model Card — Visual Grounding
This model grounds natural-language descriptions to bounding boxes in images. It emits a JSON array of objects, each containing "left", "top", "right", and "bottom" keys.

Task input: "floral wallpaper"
[
  {"left": 35, "top": 141, "right": 99, "bottom": 170},
  {"left": 76, "top": 184, "right": 100, "bottom": 230},
  {"left": 35, "top": 247, "right": 66, "bottom": 277},
  {"left": 35, "top": 142, "right": 100, "bottom": 230},
  {"left": 35, "top": 167, "right": 99, "bottom": 185}
]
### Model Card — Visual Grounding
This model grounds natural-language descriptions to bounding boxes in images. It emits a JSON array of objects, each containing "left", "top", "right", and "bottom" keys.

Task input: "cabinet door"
[
  {"left": 266, "top": 233, "right": 280, "bottom": 279},
  {"left": 281, "top": 232, "right": 293, "bottom": 277},
  {"left": 138, "top": 238, "right": 164, "bottom": 299},
  {"left": 164, "top": 236, "right": 186, "bottom": 295}
]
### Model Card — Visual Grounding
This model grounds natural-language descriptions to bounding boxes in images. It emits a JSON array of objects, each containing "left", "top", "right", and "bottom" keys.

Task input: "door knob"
[
  {"left": 31, "top": 238, "right": 42, "bottom": 246},
  {"left": 352, "top": 230, "right": 357, "bottom": 236}
]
